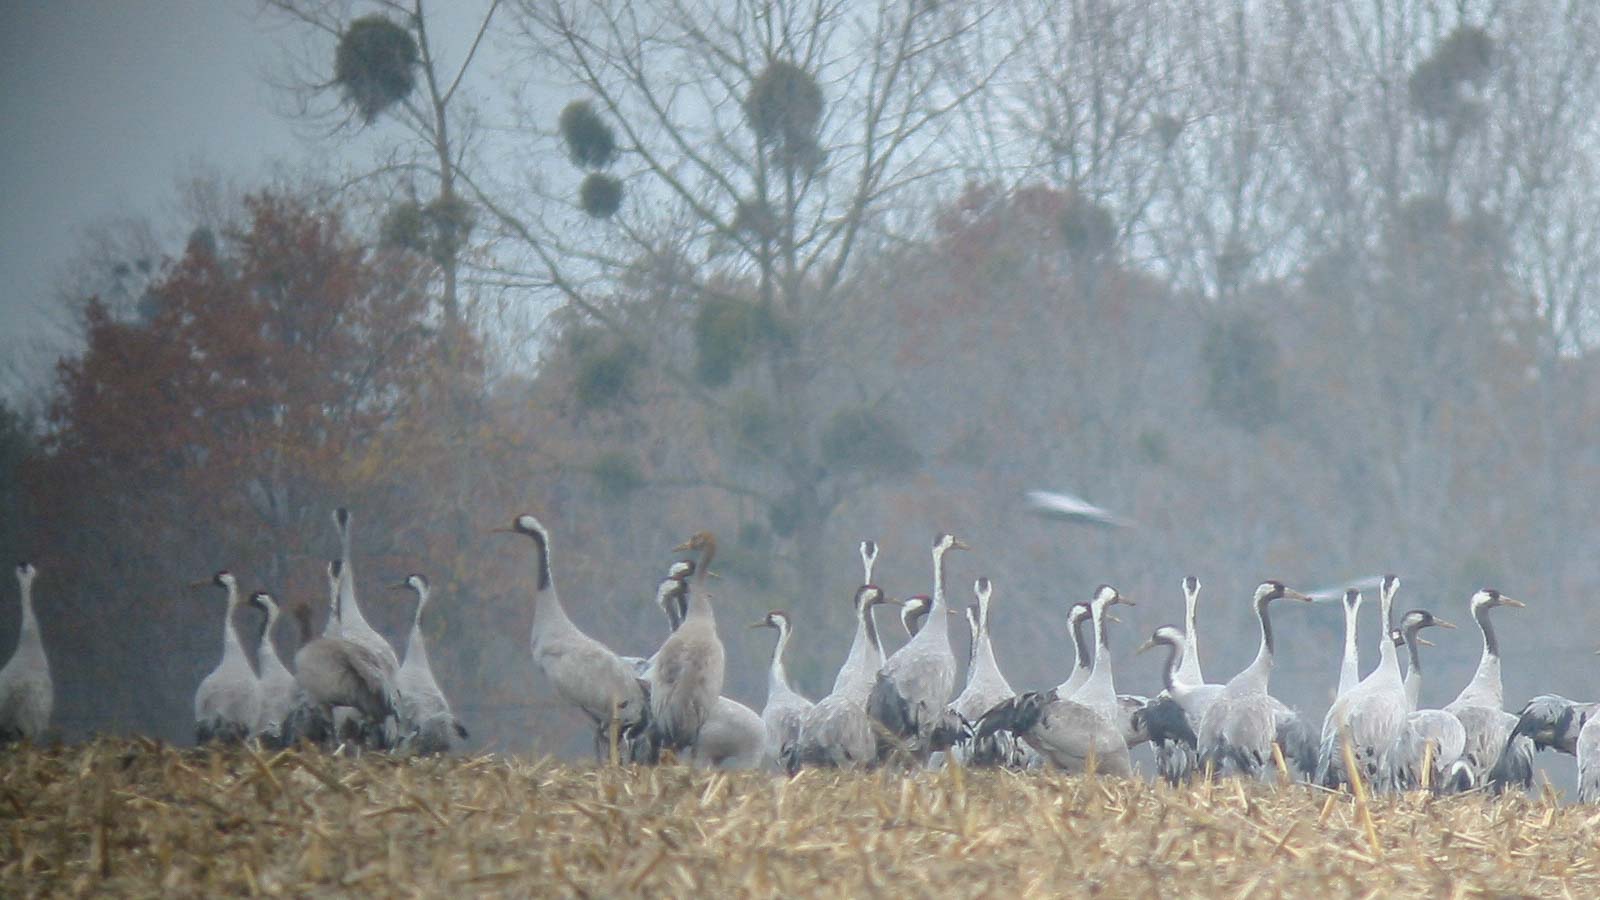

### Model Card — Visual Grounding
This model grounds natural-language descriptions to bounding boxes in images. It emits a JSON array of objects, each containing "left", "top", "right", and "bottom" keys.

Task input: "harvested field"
[{"left": 2, "top": 740, "right": 1597, "bottom": 897}]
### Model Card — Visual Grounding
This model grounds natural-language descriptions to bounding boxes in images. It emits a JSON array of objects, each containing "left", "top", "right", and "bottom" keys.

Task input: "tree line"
[{"left": 2, "top": 0, "right": 1598, "bottom": 754}]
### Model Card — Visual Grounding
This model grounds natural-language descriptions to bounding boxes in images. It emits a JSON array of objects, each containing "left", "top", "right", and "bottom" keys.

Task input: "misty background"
[{"left": 2, "top": 1, "right": 1598, "bottom": 778}]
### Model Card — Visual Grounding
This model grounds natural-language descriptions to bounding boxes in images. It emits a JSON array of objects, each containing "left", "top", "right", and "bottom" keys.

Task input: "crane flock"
[{"left": 5, "top": 510, "right": 1600, "bottom": 804}]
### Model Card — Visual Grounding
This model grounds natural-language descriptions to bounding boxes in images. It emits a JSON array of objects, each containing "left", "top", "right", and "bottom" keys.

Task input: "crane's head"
[
  {"left": 853, "top": 584, "right": 889, "bottom": 612},
  {"left": 1253, "top": 580, "right": 1312, "bottom": 605},
  {"left": 900, "top": 594, "right": 931, "bottom": 636},
  {"left": 250, "top": 591, "right": 278, "bottom": 617},
  {"left": 1091, "top": 584, "right": 1133, "bottom": 610},
  {"left": 1471, "top": 588, "right": 1524, "bottom": 611},
  {"left": 674, "top": 531, "right": 717, "bottom": 575},
  {"left": 750, "top": 609, "right": 792, "bottom": 633},
  {"left": 932, "top": 533, "right": 969, "bottom": 555},
  {"left": 1182, "top": 575, "right": 1200, "bottom": 599},
  {"left": 1400, "top": 608, "right": 1454, "bottom": 634},
  {"left": 674, "top": 531, "right": 716, "bottom": 554},
  {"left": 974, "top": 577, "right": 993, "bottom": 604},
  {"left": 860, "top": 539, "right": 878, "bottom": 564},
  {"left": 333, "top": 507, "right": 351, "bottom": 530},
  {"left": 505, "top": 514, "right": 547, "bottom": 540},
  {"left": 213, "top": 570, "right": 236, "bottom": 590},
  {"left": 327, "top": 559, "right": 343, "bottom": 581},
  {"left": 15, "top": 562, "right": 35, "bottom": 586},
  {"left": 1067, "top": 601, "right": 1092, "bottom": 628},
  {"left": 1342, "top": 588, "right": 1362, "bottom": 610},
  {"left": 1381, "top": 574, "right": 1400, "bottom": 601},
  {"left": 392, "top": 573, "right": 429, "bottom": 595},
  {"left": 667, "top": 559, "right": 696, "bottom": 580},
  {"left": 1137, "top": 624, "right": 1186, "bottom": 655}
]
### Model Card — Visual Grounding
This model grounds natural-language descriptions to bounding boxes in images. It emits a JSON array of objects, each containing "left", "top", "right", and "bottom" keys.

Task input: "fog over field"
[{"left": 2, "top": 2, "right": 1599, "bottom": 795}]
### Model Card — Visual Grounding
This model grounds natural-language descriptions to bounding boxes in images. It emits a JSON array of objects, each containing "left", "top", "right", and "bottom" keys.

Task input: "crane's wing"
[{"left": 1023, "top": 490, "right": 1134, "bottom": 528}]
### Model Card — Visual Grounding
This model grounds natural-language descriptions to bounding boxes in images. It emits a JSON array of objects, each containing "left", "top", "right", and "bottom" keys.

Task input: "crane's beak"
[
  {"left": 1106, "top": 613, "right": 1123, "bottom": 624},
  {"left": 747, "top": 619, "right": 771, "bottom": 629},
  {"left": 1433, "top": 618, "right": 1457, "bottom": 630},
  {"left": 1135, "top": 638, "right": 1157, "bottom": 654},
  {"left": 187, "top": 578, "right": 211, "bottom": 589},
  {"left": 1284, "top": 588, "right": 1314, "bottom": 602},
  {"left": 1116, "top": 595, "right": 1136, "bottom": 607},
  {"left": 952, "top": 538, "right": 971, "bottom": 551},
  {"left": 1417, "top": 637, "right": 1436, "bottom": 647},
  {"left": 389, "top": 582, "right": 410, "bottom": 591},
  {"left": 882, "top": 597, "right": 904, "bottom": 607},
  {"left": 1500, "top": 597, "right": 1526, "bottom": 608},
  {"left": 672, "top": 538, "right": 695, "bottom": 552},
  {"left": 490, "top": 526, "right": 515, "bottom": 535}
]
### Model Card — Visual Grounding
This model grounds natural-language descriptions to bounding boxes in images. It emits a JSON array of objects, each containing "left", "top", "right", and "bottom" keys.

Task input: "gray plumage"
[
  {"left": 506, "top": 514, "right": 649, "bottom": 755},
  {"left": 949, "top": 579, "right": 1025, "bottom": 767},
  {"left": 395, "top": 575, "right": 467, "bottom": 754},
  {"left": 868, "top": 534, "right": 966, "bottom": 762},
  {"left": 1138, "top": 625, "right": 1200, "bottom": 784},
  {"left": 984, "top": 585, "right": 1135, "bottom": 776},
  {"left": 193, "top": 572, "right": 262, "bottom": 745},
  {"left": 1386, "top": 610, "right": 1464, "bottom": 792},
  {"left": 1444, "top": 589, "right": 1531, "bottom": 792},
  {"left": 692, "top": 696, "right": 767, "bottom": 769},
  {"left": 785, "top": 585, "right": 894, "bottom": 771},
  {"left": 1317, "top": 576, "right": 1406, "bottom": 790},
  {"left": 0, "top": 563, "right": 51, "bottom": 743},
  {"left": 331, "top": 508, "right": 401, "bottom": 675},
  {"left": 648, "top": 531, "right": 726, "bottom": 755},
  {"left": 1580, "top": 714, "right": 1600, "bottom": 803},
  {"left": 291, "top": 633, "right": 402, "bottom": 744},
  {"left": 831, "top": 544, "right": 889, "bottom": 695},
  {"left": 754, "top": 610, "right": 812, "bottom": 766},
  {"left": 1198, "top": 580, "right": 1314, "bottom": 779},
  {"left": 249, "top": 592, "right": 298, "bottom": 746}
]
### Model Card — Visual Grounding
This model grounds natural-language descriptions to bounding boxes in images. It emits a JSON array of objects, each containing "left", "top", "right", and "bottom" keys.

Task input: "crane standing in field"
[
  {"left": 753, "top": 610, "right": 812, "bottom": 766},
  {"left": 1388, "top": 609, "right": 1466, "bottom": 792},
  {"left": 0, "top": 563, "right": 51, "bottom": 743},
  {"left": 785, "top": 584, "right": 899, "bottom": 771},
  {"left": 646, "top": 531, "right": 727, "bottom": 758},
  {"left": 1197, "top": 580, "right": 1314, "bottom": 779},
  {"left": 502, "top": 513, "right": 649, "bottom": 759},
  {"left": 869, "top": 533, "right": 967, "bottom": 763},
  {"left": 948, "top": 578, "right": 1024, "bottom": 767},
  {"left": 1445, "top": 589, "right": 1534, "bottom": 792},
  {"left": 1317, "top": 575, "right": 1407, "bottom": 791},
  {"left": 249, "top": 591, "right": 298, "bottom": 747},
  {"left": 394, "top": 574, "right": 469, "bottom": 754},
  {"left": 193, "top": 571, "right": 262, "bottom": 745}
]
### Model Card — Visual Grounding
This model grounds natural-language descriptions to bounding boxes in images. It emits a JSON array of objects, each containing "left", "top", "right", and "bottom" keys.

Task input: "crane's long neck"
[
  {"left": 920, "top": 547, "right": 952, "bottom": 649},
  {"left": 1375, "top": 593, "right": 1401, "bottom": 685},
  {"left": 1459, "top": 603, "right": 1502, "bottom": 706},
  {"left": 1071, "top": 614, "right": 1093, "bottom": 680},
  {"left": 221, "top": 585, "right": 247, "bottom": 666},
  {"left": 1158, "top": 640, "right": 1183, "bottom": 695},
  {"left": 258, "top": 608, "right": 289, "bottom": 676},
  {"left": 768, "top": 622, "right": 795, "bottom": 696},
  {"left": 337, "top": 516, "right": 364, "bottom": 629},
  {"left": 406, "top": 589, "right": 431, "bottom": 667},
  {"left": 323, "top": 572, "right": 342, "bottom": 638},
  {"left": 1241, "top": 597, "right": 1275, "bottom": 690},
  {"left": 1337, "top": 599, "right": 1361, "bottom": 696},
  {"left": 528, "top": 531, "right": 576, "bottom": 634},
  {"left": 1403, "top": 630, "right": 1423, "bottom": 712},
  {"left": 15, "top": 577, "right": 44, "bottom": 662},
  {"left": 1079, "top": 600, "right": 1117, "bottom": 710},
  {"left": 1177, "top": 590, "right": 1203, "bottom": 685}
]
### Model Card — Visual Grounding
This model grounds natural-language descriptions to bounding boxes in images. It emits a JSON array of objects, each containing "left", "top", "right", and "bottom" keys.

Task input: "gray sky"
[
  {"left": 0, "top": 3, "right": 506, "bottom": 404},
  {"left": 1, "top": 3, "right": 311, "bottom": 399}
]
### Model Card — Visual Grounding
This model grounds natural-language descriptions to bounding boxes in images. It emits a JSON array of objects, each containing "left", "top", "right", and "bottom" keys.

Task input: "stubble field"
[{"left": 1, "top": 739, "right": 1596, "bottom": 898}]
